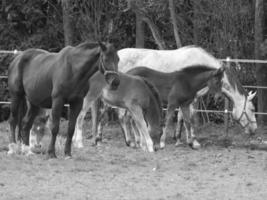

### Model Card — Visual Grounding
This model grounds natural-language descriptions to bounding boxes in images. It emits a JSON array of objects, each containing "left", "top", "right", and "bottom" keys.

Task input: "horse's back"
[{"left": 118, "top": 46, "right": 222, "bottom": 73}]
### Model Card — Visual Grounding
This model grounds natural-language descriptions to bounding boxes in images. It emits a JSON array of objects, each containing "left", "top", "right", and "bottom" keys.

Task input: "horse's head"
[
  {"left": 222, "top": 65, "right": 257, "bottom": 135},
  {"left": 29, "top": 115, "right": 49, "bottom": 149},
  {"left": 232, "top": 91, "right": 257, "bottom": 134},
  {"left": 98, "top": 42, "right": 120, "bottom": 90}
]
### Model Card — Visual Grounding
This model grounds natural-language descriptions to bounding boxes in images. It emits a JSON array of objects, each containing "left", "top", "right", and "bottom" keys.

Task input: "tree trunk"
[
  {"left": 135, "top": 13, "right": 144, "bottom": 48},
  {"left": 1, "top": 0, "right": 6, "bottom": 19},
  {"left": 168, "top": 0, "right": 182, "bottom": 48},
  {"left": 255, "top": 0, "right": 267, "bottom": 126},
  {"left": 62, "top": 0, "right": 75, "bottom": 46},
  {"left": 125, "top": 0, "right": 166, "bottom": 49}
]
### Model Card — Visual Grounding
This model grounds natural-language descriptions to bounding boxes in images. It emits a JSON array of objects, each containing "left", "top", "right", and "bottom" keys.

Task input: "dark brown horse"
[{"left": 8, "top": 42, "right": 120, "bottom": 158}]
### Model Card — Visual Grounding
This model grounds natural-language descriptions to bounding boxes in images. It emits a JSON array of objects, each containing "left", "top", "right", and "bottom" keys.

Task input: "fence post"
[
  {"left": 224, "top": 57, "right": 231, "bottom": 136},
  {"left": 224, "top": 98, "right": 229, "bottom": 136}
]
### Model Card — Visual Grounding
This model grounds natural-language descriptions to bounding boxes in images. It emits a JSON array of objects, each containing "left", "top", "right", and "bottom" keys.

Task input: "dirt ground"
[{"left": 0, "top": 120, "right": 267, "bottom": 200}]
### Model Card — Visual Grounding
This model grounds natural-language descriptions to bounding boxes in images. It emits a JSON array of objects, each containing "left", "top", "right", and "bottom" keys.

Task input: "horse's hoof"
[
  {"left": 95, "top": 137, "right": 102, "bottom": 143},
  {"left": 7, "top": 150, "right": 15, "bottom": 155},
  {"left": 189, "top": 139, "right": 201, "bottom": 150},
  {"left": 129, "top": 142, "right": 136, "bottom": 148},
  {"left": 65, "top": 155, "right": 72, "bottom": 160},
  {"left": 154, "top": 144, "right": 160, "bottom": 151},
  {"left": 175, "top": 140, "right": 183, "bottom": 147},
  {"left": 148, "top": 147, "right": 155, "bottom": 153},
  {"left": 46, "top": 152, "right": 57, "bottom": 159},
  {"left": 126, "top": 140, "right": 136, "bottom": 148},
  {"left": 7, "top": 143, "right": 19, "bottom": 155},
  {"left": 74, "top": 142, "right": 84, "bottom": 149},
  {"left": 160, "top": 142, "right": 165, "bottom": 149},
  {"left": 192, "top": 139, "right": 201, "bottom": 149}
]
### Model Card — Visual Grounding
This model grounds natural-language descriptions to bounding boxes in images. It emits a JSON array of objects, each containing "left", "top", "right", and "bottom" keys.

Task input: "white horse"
[{"left": 73, "top": 45, "right": 257, "bottom": 149}]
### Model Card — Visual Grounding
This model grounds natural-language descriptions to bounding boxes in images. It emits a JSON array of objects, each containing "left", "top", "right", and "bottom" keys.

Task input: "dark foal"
[
  {"left": 127, "top": 65, "right": 225, "bottom": 148},
  {"left": 73, "top": 71, "right": 163, "bottom": 152},
  {"left": 8, "top": 42, "right": 120, "bottom": 158}
]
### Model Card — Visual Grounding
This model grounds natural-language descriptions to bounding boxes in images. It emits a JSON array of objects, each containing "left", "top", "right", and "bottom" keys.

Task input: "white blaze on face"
[{"left": 222, "top": 73, "right": 257, "bottom": 134}]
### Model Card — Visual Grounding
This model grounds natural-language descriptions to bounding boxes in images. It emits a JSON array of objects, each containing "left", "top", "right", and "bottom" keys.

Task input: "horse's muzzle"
[{"left": 104, "top": 71, "right": 120, "bottom": 90}]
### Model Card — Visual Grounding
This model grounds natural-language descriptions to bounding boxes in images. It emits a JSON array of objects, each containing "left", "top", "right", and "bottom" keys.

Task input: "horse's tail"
[
  {"left": 9, "top": 50, "right": 35, "bottom": 94},
  {"left": 142, "top": 78, "right": 162, "bottom": 119},
  {"left": 140, "top": 78, "right": 163, "bottom": 143}
]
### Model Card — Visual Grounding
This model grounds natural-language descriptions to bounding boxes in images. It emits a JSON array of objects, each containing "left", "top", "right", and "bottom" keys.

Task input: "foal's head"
[
  {"left": 98, "top": 42, "right": 120, "bottom": 90},
  {"left": 206, "top": 66, "right": 225, "bottom": 95},
  {"left": 29, "top": 115, "right": 49, "bottom": 149}
]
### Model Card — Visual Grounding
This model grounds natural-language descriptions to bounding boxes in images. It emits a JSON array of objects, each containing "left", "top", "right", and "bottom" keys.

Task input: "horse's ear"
[
  {"left": 248, "top": 91, "right": 257, "bottom": 100},
  {"left": 98, "top": 41, "right": 107, "bottom": 52},
  {"left": 213, "top": 66, "right": 225, "bottom": 76}
]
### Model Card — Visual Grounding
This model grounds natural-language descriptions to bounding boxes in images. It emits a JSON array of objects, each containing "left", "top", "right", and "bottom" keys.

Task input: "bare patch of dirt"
[{"left": 0, "top": 121, "right": 267, "bottom": 200}]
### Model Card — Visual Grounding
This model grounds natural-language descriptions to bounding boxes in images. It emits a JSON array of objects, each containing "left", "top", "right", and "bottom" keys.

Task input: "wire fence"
[{"left": 1, "top": 50, "right": 267, "bottom": 118}]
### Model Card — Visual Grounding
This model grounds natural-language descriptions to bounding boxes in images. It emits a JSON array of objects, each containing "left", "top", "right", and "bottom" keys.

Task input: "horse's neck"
[
  {"left": 221, "top": 75, "right": 245, "bottom": 105},
  {"left": 71, "top": 47, "right": 100, "bottom": 78},
  {"left": 191, "top": 70, "right": 215, "bottom": 92}
]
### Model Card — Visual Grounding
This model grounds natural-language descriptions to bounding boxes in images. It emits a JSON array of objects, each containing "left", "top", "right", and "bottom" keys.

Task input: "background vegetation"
[{"left": 0, "top": 0, "right": 266, "bottom": 125}]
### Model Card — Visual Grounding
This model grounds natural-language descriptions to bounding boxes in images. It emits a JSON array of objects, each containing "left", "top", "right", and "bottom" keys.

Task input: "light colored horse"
[
  {"left": 74, "top": 45, "right": 257, "bottom": 149},
  {"left": 118, "top": 46, "right": 257, "bottom": 134}
]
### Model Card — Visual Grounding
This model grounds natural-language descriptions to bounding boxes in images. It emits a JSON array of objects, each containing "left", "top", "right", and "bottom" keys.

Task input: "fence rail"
[{"left": 1, "top": 50, "right": 267, "bottom": 122}]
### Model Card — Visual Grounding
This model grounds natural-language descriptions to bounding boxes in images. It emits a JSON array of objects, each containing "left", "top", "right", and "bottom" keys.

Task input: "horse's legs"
[
  {"left": 91, "top": 99, "right": 101, "bottom": 145},
  {"left": 118, "top": 109, "right": 135, "bottom": 147},
  {"left": 129, "top": 105, "right": 154, "bottom": 152},
  {"left": 130, "top": 118, "right": 141, "bottom": 148},
  {"left": 8, "top": 94, "right": 23, "bottom": 154},
  {"left": 175, "top": 110, "right": 184, "bottom": 146},
  {"left": 47, "top": 98, "right": 64, "bottom": 158},
  {"left": 73, "top": 98, "right": 91, "bottom": 148},
  {"left": 21, "top": 103, "right": 39, "bottom": 146},
  {"left": 8, "top": 94, "right": 21, "bottom": 144},
  {"left": 64, "top": 99, "right": 83, "bottom": 158},
  {"left": 180, "top": 105, "right": 201, "bottom": 149},
  {"left": 160, "top": 103, "right": 177, "bottom": 149},
  {"left": 19, "top": 103, "right": 40, "bottom": 155}
]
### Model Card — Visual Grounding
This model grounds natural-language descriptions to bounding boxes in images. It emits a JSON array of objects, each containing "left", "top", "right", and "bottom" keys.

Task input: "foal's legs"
[
  {"left": 118, "top": 109, "right": 135, "bottom": 147},
  {"left": 47, "top": 98, "right": 64, "bottom": 158},
  {"left": 131, "top": 119, "right": 141, "bottom": 148},
  {"left": 180, "top": 105, "right": 201, "bottom": 149},
  {"left": 73, "top": 99, "right": 92, "bottom": 148},
  {"left": 64, "top": 99, "right": 83, "bottom": 158},
  {"left": 175, "top": 109, "right": 184, "bottom": 146},
  {"left": 160, "top": 102, "right": 177, "bottom": 149},
  {"left": 129, "top": 105, "right": 154, "bottom": 152},
  {"left": 91, "top": 99, "right": 102, "bottom": 145}
]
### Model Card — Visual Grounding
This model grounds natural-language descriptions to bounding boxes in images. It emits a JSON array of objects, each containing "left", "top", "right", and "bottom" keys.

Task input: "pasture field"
[{"left": 0, "top": 120, "right": 267, "bottom": 200}]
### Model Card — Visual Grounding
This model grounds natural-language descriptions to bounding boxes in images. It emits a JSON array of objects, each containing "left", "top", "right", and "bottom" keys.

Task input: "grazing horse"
[
  {"left": 118, "top": 46, "right": 257, "bottom": 135},
  {"left": 126, "top": 65, "right": 225, "bottom": 148},
  {"left": 71, "top": 71, "right": 163, "bottom": 152},
  {"left": 8, "top": 42, "right": 120, "bottom": 158},
  {"left": 73, "top": 45, "right": 257, "bottom": 150}
]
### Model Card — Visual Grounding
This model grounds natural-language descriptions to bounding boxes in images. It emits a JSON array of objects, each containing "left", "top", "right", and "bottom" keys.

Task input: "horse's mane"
[
  {"left": 224, "top": 64, "right": 247, "bottom": 96},
  {"left": 75, "top": 41, "right": 100, "bottom": 50},
  {"left": 179, "top": 65, "right": 215, "bottom": 74},
  {"left": 141, "top": 78, "right": 163, "bottom": 124}
]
